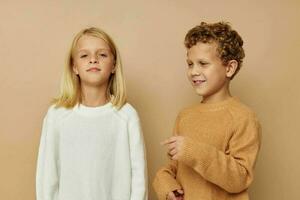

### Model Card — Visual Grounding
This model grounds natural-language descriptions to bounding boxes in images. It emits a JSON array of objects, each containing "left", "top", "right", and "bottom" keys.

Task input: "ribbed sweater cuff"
[{"left": 153, "top": 175, "right": 181, "bottom": 200}]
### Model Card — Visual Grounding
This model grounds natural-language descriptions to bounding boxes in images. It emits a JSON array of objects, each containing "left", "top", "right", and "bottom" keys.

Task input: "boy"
[{"left": 153, "top": 22, "right": 261, "bottom": 200}]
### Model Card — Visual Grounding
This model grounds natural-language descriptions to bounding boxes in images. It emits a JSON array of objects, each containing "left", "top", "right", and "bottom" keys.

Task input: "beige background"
[{"left": 0, "top": 0, "right": 299, "bottom": 199}]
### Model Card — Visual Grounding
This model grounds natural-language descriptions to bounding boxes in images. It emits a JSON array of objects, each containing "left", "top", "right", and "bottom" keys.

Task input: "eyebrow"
[
  {"left": 187, "top": 58, "right": 210, "bottom": 63},
  {"left": 76, "top": 48, "right": 111, "bottom": 53}
]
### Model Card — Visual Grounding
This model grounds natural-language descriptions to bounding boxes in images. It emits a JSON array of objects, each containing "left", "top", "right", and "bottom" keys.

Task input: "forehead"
[
  {"left": 75, "top": 35, "right": 111, "bottom": 51},
  {"left": 187, "top": 42, "right": 219, "bottom": 60}
]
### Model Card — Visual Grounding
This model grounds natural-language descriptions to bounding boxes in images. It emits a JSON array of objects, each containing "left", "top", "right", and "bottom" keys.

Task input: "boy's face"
[
  {"left": 186, "top": 42, "right": 231, "bottom": 103},
  {"left": 72, "top": 35, "right": 115, "bottom": 88}
]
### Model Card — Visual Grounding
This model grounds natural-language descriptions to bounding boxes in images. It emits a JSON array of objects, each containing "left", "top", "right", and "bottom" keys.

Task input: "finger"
[
  {"left": 171, "top": 154, "right": 178, "bottom": 160},
  {"left": 176, "top": 189, "right": 184, "bottom": 194},
  {"left": 169, "top": 148, "right": 177, "bottom": 156},
  {"left": 161, "top": 136, "right": 178, "bottom": 145},
  {"left": 173, "top": 190, "right": 183, "bottom": 197},
  {"left": 161, "top": 138, "right": 176, "bottom": 146},
  {"left": 167, "top": 150, "right": 176, "bottom": 159},
  {"left": 167, "top": 142, "right": 177, "bottom": 151},
  {"left": 167, "top": 192, "right": 176, "bottom": 200}
]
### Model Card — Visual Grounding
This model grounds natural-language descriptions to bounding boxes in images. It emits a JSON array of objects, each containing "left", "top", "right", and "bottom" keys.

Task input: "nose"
[
  {"left": 190, "top": 65, "right": 201, "bottom": 76},
  {"left": 89, "top": 55, "right": 99, "bottom": 64}
]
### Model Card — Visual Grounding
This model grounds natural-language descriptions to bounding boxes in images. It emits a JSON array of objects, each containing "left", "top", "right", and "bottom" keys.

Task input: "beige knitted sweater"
[{"left": 153, "top": 97, "right": 261, "bottom": 200}]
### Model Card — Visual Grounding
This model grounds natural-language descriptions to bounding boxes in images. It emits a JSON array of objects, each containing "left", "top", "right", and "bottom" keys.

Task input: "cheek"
[
  {"left": 209, "top": 66, "right": 225, "bottom": 78},
  {"left": 209, "top": 72, "right": 227, "bottom": 87},
  {"left": 103, "top": 63, "right": 112, "bottom": 71},
  {"left": 186, "top": 69, "right": 192, "bottom": 78},
  {"left": 104, "top": 59, "right": 115, "bottom": 69},
  {"left": 73, "top": 59, "right": 85, "bottom": 69}
]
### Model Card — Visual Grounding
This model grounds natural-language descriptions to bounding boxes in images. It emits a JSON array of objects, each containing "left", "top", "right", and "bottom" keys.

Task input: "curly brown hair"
[{"left": 184, "top": 22, "right": 245, "bottom": 79}]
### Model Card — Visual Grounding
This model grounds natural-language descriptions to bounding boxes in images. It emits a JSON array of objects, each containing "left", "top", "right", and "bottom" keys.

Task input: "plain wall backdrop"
[{"left": 0, "top": 0, "right": 299, "bottom": 199}]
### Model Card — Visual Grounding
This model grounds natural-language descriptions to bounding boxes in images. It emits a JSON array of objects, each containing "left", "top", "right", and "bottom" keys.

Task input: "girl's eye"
[
  {"left": 100, "top": 54, "right": 107, "bottom": 57},
  {"left": 80, "top": 55, "right": 87, "bottom": 58},
  {"left": 199, "top": 61, "right": 208, "bottom": 66}
]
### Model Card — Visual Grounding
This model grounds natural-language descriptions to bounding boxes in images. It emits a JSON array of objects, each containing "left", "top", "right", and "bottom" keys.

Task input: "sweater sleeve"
[
  {"left": 36, "top": 108, "right": 60, "bottom": 200},
  {"left": 152, "top": 115, "right": 182, "bottom": 200},
  {"left": 152, "top": 160, "right": 182, "bottom": 200},
  {"left": 178, "top": 112, "right": 261, "bottom": 193},
  {"left": 128, "top": 116, "right": 148, "bottom": 200}
]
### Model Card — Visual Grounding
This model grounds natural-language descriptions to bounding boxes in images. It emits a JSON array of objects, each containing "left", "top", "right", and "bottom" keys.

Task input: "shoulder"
[
  {"left": 114, "top": 103, "right": 140, "bottom": 122},
  {"left": 44, "top": 104, "right": 73, "bottom": 123},
  {"left": 228, "top": 98, "right": 258, "bottom": 120},
  {"left": 227, "top": 98, "right": 261, "bottom": 129},
  {"left": 176, "top": 103, "right": 201, "bottom": 119}
]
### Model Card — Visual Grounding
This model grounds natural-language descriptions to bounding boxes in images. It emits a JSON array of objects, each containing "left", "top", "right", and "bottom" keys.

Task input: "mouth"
[
  {"left": 192, "top": 80, "right": 206, "bottom": 85},
  {"left": 87, "top": 67, "right": 101, "bottom": 72}
]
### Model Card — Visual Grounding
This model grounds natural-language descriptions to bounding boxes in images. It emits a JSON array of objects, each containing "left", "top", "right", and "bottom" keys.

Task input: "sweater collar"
[
  {"left": 196, "top": 96, "right": 238, "bottom": 111},
  {"left": 74, "top": 102, "right": 113, "bottom": 117}
]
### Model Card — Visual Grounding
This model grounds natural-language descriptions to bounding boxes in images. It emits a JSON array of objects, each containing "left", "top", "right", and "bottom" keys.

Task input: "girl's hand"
[
  {"left": 167, "top": 189, "right": 184, "bottom": 200},
  {"left": 162, "top": 136, "right": 185, "bottom": 160}
]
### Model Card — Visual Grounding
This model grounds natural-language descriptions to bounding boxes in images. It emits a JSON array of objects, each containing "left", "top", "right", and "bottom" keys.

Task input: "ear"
[
  {"left": 225, "top": 60, "right": 238, "bottom": 78},
  {"left": 111, "top": 65, "right": 116, "bottom": 74},
  {"left": 112, "top": 60, "right": 116, "bottom": 73},
  {"left": 72, "top": 65, "right": 79, "bottom": 75}
]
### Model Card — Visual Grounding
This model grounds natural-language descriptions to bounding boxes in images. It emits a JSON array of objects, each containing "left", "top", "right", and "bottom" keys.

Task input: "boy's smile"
[
  {"left": 192, "top": 79, "right": 206, "bottom": 86},
  {"left": 186, "top": 42, "right": 232, "bottom": 103}
]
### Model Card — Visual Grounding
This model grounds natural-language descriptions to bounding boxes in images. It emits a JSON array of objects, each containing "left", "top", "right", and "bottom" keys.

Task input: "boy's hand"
[
  {"left": 167, "top": 189, "right": 184, "bottom": 200},
  {"left": 162, "top": 136, "right": 185, "bottom": 160}
]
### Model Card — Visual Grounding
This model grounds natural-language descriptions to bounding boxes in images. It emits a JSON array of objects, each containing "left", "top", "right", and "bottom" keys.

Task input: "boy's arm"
[
  {"left": 36, "top": 108, "right": 59, "bottom": 200},
  {"left": 153, "top": 160, "right": 182, "bottom": 200},
  {"left": 178, "top": 112, "right": 261, "bottom": 193},
  {"left": 128, "top": 116, "right": 148, "bottom": 200},
  {"left": 153, "top": 114, "right": 183, "bottom": 200}
]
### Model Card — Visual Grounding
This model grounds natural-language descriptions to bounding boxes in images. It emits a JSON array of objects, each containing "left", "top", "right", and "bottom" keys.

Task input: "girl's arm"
[
  {"left": 36, "top": 108, "right": 59, "bottom": 200},
  {"left": 128, "top": 115, "right": 148, "bottom": 200}
]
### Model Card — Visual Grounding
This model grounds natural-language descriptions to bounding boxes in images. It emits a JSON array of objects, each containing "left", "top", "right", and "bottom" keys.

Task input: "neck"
[
  {"left": 202, "top": 82, "right": 232, "bottom": 104},
  {"left": 81, "top": 84, "right": 109, "bottom": 107}
]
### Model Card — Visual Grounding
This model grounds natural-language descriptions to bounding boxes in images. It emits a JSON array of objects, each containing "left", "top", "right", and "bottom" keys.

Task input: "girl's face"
[
  {"left": 186, "top": 42, "right": 231, "bottom": 103},
  {"left": 72, "top": 35, "right": 115, "bottom": 88}
]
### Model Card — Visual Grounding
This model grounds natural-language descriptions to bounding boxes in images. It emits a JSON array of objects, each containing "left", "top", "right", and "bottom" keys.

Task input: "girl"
[{"left": 36, "top": 27, "right": 147, "bottom": 200}]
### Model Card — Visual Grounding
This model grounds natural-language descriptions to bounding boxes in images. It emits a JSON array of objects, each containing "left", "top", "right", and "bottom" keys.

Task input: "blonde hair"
[{"left": 53, "top": 27, "right": 127, "bottom": 109}]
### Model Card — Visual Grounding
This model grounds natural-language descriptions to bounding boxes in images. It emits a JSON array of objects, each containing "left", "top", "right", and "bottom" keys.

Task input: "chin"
[
  {"left": 193, "top": 88, "right": 207, "bottom": 97},
  {"left": 82, "top": 79, "right": 105, "bottom": 87}
]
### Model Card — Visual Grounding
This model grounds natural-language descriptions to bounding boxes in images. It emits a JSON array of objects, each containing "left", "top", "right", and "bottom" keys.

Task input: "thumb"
[
  {"left": 167, "top": 191, "right": 176, "bottom": 200},
  {"left": 176, "top": 189, "right": 184, "bottom": 194}
]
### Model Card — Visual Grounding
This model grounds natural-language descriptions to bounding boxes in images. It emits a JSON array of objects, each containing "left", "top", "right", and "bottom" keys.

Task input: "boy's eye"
[
  {"left": 100, "top": 53, "right": 107, "bottom": 57},
  {"left": 80, "top": 55, "right": 87, "bottom": 58},
  {"left": 187, "top": 62, "right": 193, "bottom": 67},
  {"left": 199, "top": 61, "right": 208, "bottom": 66}
]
